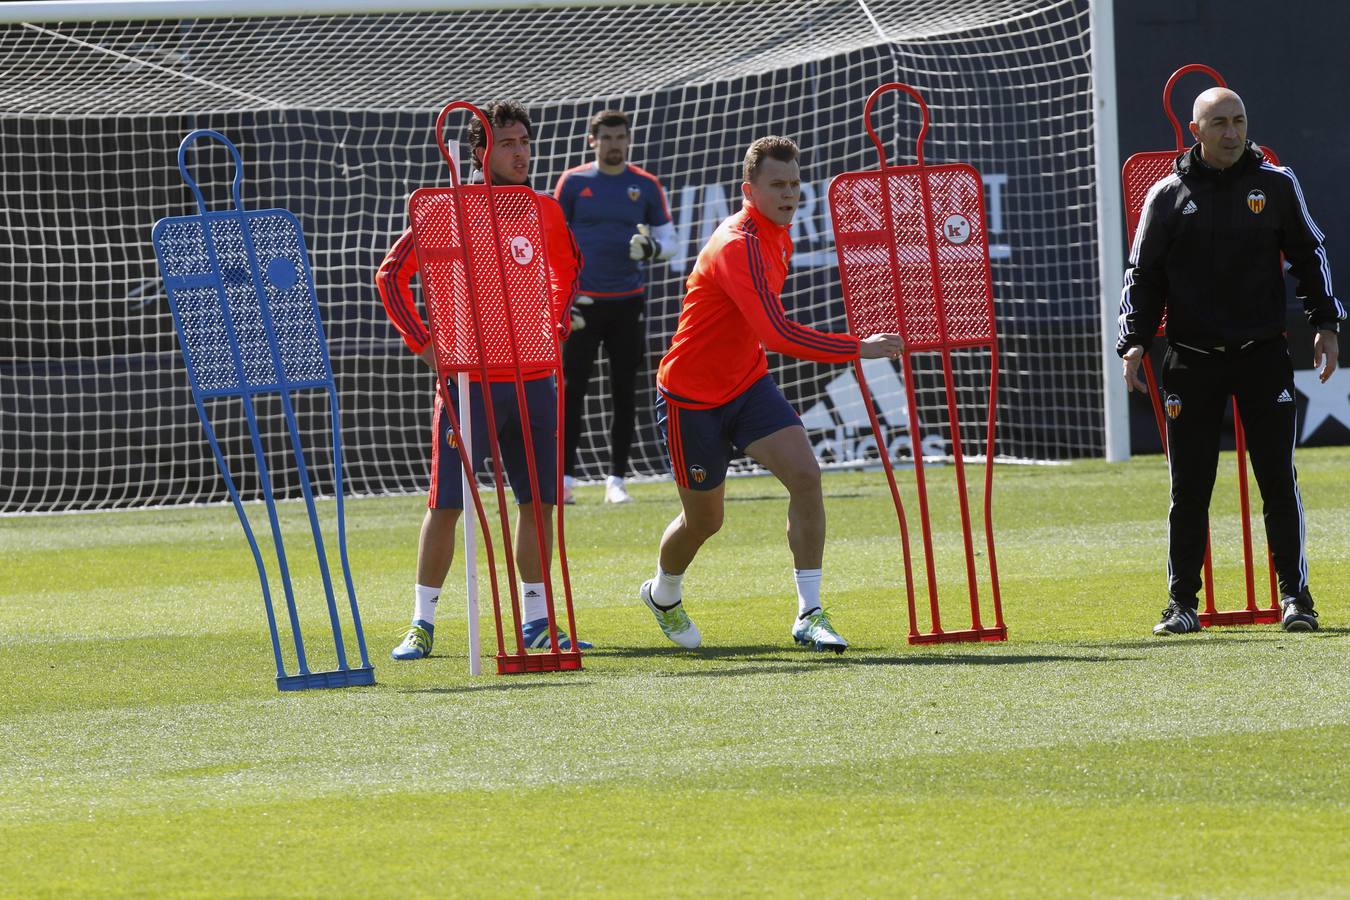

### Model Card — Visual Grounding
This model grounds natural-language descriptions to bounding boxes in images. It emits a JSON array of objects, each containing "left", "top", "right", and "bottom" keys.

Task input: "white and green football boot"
[
  {"left": 792, "top": 607, "right": 848, "bottom": 654},
  {"left": 639, "top": 580, "right": 701, "bottom": 648},
  {"left": 520, "top": 617, "right": 593, "bottom": 650},
  {"left": 391, "top": 620, "right": 434, "bottom": 660}
]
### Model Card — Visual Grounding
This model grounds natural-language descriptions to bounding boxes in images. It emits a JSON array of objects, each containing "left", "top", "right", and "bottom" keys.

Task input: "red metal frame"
[
  {"left": 408, "top": 100, "right": 582, "bottom": 673},
  {"left": 1120, "top": 64, "right": 1279, "bottom": 626},
  {"left": 829, "top": 82, "right": 1005, "bottom": 644}
]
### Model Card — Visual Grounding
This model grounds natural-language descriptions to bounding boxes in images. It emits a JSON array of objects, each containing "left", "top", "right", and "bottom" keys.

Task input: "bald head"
[
  {"left": 1189, "top": 87, "right": 1248, "bottom": 170},
  {"left": 1192, "top": 87, "right": 1245, "bottom": 125}
]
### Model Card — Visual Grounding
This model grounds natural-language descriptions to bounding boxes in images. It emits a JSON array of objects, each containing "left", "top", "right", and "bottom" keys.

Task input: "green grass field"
[{"left": 4, "top": 449, "right": 1349, "bottom": 897}]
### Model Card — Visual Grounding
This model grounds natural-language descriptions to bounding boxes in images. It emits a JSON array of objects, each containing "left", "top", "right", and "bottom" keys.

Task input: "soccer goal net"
[{"left": 0, "top": 0, "right": 1104, "bottom": 514}]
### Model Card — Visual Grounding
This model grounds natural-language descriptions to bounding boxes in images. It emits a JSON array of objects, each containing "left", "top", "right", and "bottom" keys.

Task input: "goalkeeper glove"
[
  {"left": 570, "top": 293, "right": 594, "bottom": 332},
  {"left": 628, "top": 224, "right": 660, "bottom": 261}
]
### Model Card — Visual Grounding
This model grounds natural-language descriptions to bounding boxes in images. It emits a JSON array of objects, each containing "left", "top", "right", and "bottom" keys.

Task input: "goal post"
[
  {"left": 1, "top": 0, "right": 1112, "bottom": 515},
  {"left": 1088, "top": 0, "right": 1129, "bottom": 462}
]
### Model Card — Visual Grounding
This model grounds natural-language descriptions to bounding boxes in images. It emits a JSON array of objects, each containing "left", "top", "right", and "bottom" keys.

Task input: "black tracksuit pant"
[
  {"left": 562, "top": 294, "right": 646, "bottom": 479},
  {"left": 1161, "top": 337, "right": 1308, "bottom": 607}
]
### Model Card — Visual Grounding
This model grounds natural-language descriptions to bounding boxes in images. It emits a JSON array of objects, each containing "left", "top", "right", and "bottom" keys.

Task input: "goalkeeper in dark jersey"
[{"left": 554, "top": 110, "right": 676, "bottom": 505}]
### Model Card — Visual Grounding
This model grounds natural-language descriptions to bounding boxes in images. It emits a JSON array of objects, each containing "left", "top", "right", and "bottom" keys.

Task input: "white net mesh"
[{"left": 0, "top": 0, "right": 1102, "bottom": 513}]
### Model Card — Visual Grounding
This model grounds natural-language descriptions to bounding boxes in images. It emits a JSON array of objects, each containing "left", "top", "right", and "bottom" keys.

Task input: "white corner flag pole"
[{"left": 459, "top": 372, "right": 481, "bottom": 675}]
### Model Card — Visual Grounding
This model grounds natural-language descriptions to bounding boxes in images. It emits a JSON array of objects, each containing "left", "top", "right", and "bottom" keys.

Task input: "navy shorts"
[
  {"left": 657, "top": 374, "right": 802, "bottom": 491},
  {"left": 430, "top": 377, "right": 558, "bottom": 509}
]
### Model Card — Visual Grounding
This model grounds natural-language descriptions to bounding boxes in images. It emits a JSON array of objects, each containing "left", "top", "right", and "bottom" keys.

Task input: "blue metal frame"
[{"left": 150, "top": 129, "right": 373, "bottom": 691}]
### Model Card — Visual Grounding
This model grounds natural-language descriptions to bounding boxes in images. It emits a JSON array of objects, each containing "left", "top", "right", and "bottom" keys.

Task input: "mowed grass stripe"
[
  {"left": 5, "top": 633, "right": 1347, "bottom": 813},
  {"left": 3, "top": 726, "right": 1347, "bottom": 896}
]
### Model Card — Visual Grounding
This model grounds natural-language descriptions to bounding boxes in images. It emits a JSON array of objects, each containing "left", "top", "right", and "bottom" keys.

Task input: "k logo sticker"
[
  {"left": 689, "top": 465, "right": 706, "bottom": 484},
  {"left": 509, "top": 235, "right": 535, "bottom": 265},
  {"left": 1246, "top": 189, "right": 1266, "bottom": 214},
  {"left": 1165, "top": 393, "right": 1183, "bottom": 421},
  {"left": 627, "top": 185, "right": 641, "bottom": 202},
  {"left": 940, "top": 213, "right": 972, "bottom": 245}
]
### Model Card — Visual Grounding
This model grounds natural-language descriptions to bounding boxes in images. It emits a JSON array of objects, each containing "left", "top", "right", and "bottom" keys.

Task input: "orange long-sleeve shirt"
[
  {"left": 657, "top": 201, "right": 860, "bottom": 408},
  {"left": 376, "top": 191, "right": 581, "bottom": 380}
]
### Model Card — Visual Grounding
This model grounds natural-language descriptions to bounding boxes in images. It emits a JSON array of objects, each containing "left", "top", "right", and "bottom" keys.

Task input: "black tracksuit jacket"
[
  {"left": 1115, "top": 141, "right": 1344, "bottom": 605},
  {"left": 1117, "top": 141, "right": 1344, "bottom": 355}
]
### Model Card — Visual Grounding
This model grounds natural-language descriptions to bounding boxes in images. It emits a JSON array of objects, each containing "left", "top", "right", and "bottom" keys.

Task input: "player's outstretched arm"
[
  {"left": 859, "top": 333, "right": 904, "bottom": 360},
  {"left": 721, "top": 235, "right": 859, "bottom": 364}
]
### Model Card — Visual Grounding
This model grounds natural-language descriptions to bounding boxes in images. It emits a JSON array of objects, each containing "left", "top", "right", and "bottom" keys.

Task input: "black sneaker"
[
  {"left": 1280, "top": 596, "right": 1319, "bottom": 632},
  {"left": 1153, "top": 601, "right": 1201, "bottom": 635}
]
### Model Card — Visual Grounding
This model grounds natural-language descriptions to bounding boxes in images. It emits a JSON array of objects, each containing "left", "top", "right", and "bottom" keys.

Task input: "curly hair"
[{"left": 465, "top": 99, "right": 533, "bottom": 170}]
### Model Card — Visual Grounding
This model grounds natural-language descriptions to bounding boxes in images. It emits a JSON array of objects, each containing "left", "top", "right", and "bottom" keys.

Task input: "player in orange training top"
[
  {"left": 378, "top": 99, "right": 587, "bottom": 660},
  {"left": 639, "top": 136, "right": 904, "bottom": 653}
]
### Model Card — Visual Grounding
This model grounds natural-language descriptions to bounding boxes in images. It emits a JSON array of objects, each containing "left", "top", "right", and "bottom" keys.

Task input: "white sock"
[
  {"left": 563, "top": 475, "right": 576, "bottom": 490},
  {"left": 794, "top": 568, "right": 823, "bottom": 619},
  {"left": 414, "top": 583, "right": 441, "bottom": 625},
  {"left": 522, "top": 581, "right": 548, "bottom": 622},
  {"left": 606, "top": 475, "right": 625, "bottom": 489},
  {"left": 652, "top": 565, "right": 683, "bottom": 608}
]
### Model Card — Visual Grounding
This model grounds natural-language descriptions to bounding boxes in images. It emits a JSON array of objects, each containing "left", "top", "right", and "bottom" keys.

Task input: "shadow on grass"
[
  {"left": 584, "top": 644, "right": 790, "bottom": 660},
  {"left": 670, "top": 653, "right": 1136, "bottom": 679},
  {"left": 583, "top": 644, "right": 1134, "bottom": 677},
  {"left": 1104, "top": 635, "right": 1308, "bottom": 650},
  {"left": 399, "top": 679, "right": 593, "bottom": 696}
]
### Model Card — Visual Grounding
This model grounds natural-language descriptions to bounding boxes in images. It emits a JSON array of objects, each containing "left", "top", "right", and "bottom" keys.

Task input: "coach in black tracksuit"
[{"left": 1117, "top": 87, "right": 1345, "bottom": 636}]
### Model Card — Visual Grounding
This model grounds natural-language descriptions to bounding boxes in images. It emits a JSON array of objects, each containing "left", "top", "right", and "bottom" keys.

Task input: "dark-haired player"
[{"left": 378, "top": 100, "right": 588, "bottom": 659}]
